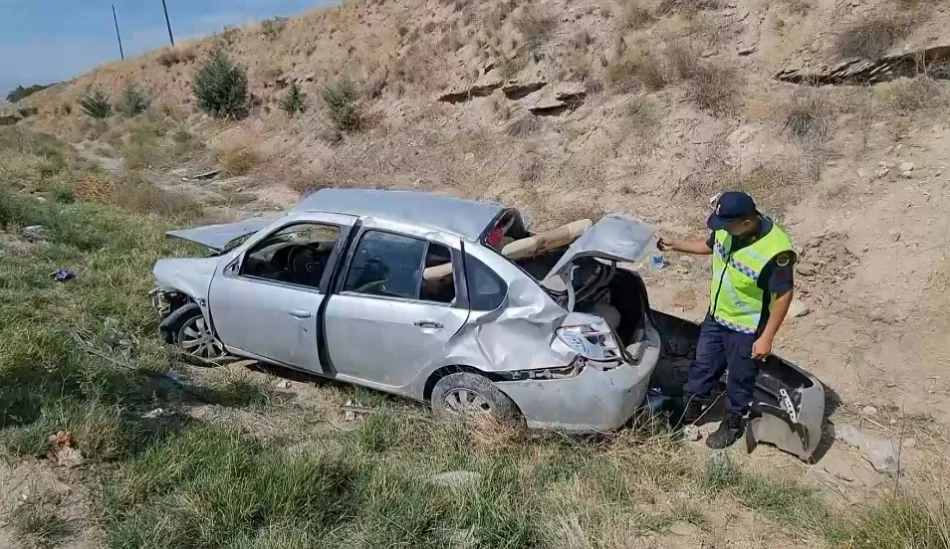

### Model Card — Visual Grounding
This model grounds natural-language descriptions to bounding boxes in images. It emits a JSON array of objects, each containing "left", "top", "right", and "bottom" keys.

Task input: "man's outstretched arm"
[{"left": 658, "top": 237, "right": 713, "bottom": 255}]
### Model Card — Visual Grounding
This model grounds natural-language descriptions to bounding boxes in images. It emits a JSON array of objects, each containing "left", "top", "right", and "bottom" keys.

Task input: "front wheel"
[
  {"left": 167, "top": 304, "right": 226, "bottom": 360},
  {"left": 431, "top": 372, "right": 520, "bottom": 420}
]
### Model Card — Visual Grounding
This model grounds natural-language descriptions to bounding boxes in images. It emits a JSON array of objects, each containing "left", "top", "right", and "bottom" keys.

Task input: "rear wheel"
[
  {"left": 168, "top": 304, "right": 225, "bottom": 359},
  {"left": 431, "top": 372, "right": 520, "bottom": 419}
]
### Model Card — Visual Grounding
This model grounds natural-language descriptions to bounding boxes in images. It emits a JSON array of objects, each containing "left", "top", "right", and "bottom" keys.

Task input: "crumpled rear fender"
[{"left": 650, "top": 310, "right": 825, "bottom": 461}]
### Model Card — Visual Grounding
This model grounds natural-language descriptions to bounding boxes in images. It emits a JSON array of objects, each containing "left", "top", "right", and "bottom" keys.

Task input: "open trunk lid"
[{"left": 541, "top": 214, "right": 656, "bottom": 287}]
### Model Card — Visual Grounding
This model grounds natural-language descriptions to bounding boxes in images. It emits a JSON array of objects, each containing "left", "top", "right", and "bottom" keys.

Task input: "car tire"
[
  {"left": 166, "top": 304, "right": 226, "bottom": 360},
  {"left": 431, "top": 372, "right": 520, "bottom": 420}
]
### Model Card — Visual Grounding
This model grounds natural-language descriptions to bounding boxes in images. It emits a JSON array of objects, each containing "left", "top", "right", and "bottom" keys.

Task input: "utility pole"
[
  {"left": 161, "top": 0, "right": 175, "bottom": 46},
  {"left": 112, "top": 5, "right": 125, "bottom": 60}
]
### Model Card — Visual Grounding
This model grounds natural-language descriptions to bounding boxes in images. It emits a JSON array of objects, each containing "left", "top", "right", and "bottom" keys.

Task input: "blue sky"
[{"left": 0, "top": 0, "right": 336, "bottom": 96}]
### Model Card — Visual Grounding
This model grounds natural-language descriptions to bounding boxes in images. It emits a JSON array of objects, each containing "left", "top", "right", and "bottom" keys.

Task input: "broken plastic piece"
[{"left": 53, "top": 268, "right": 76, "bottom": 283}]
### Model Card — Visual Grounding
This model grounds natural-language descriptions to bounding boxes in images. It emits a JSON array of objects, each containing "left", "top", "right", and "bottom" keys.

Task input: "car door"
[
  {"left": 208, "top": 212, "right": 355, "bottom": 373},
  {"left": 322, "top": 221, "right": 469, "bottom": 389}
]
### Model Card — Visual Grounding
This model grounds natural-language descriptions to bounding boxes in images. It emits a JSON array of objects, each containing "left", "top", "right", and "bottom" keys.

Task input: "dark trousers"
[{"left": 685, "top": 315, "right": 758, "bottom": 415}]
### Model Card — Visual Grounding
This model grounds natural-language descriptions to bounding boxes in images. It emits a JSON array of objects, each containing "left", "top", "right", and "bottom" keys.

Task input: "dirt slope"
[{"left": 18, "top": 0, "right": 950, "bottom": 504}]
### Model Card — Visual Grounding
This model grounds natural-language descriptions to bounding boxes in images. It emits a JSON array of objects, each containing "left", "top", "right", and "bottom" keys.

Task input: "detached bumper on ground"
[{"left": 495, "top": 326, "right": 662, "bottom": 432}]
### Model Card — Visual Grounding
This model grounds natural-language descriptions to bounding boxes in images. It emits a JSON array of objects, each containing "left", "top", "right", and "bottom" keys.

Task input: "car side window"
[
  {"left": 241, "top": 223, "right": 341, "bottom": 290},
  {"left": 344, "top": 231, "right": 456, "bottom": 305},
  {"left": 465, "top": 254, "right": 507, "bottom": 311}
]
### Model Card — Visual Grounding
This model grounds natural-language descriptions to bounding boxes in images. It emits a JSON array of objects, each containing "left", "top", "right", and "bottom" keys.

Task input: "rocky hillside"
[{"left": 18, "top": 0, "right": 950, "bottom": 466}]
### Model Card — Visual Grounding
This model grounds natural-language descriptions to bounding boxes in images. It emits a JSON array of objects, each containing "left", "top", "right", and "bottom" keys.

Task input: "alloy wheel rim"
[
  {"left": 179, "top": 316, "right": 224, "bottom": 359},
  {"left": 443, "top": 388, "right": 493, "bottom": 415}
]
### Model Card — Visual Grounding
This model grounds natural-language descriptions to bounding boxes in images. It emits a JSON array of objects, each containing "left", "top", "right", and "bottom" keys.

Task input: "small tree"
[
  {"left": 193, "top": 44, "right": 248, "bottom": 119},
  {"left": 280, "top": 82, "right": 307, "bottom": 116},
  {"left": 322, "top": 79, "right": 360, "bottom": 132},
  {"left": 117, "top": 84, "right": 151, "bottom": 116},
  {"left": 79, "top": 88, "right": 112, "bottom": 119}
]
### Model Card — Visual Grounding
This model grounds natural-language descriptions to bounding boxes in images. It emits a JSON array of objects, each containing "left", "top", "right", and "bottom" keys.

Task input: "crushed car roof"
[{"left": 292, "top": 189, "right": 504, "bottom": 241}]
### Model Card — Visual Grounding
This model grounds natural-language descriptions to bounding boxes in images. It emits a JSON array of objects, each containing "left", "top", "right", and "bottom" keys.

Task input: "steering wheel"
[{"left": 286, "top": 245, "right": 324, "bottom": 285}]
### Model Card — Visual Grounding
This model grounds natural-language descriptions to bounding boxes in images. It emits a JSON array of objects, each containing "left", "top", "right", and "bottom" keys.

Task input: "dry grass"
[
  {"left": 834, "top": 18, "right": 912, "bottom": 60},
  {"left": 606, "top": 48, "right": 667, "bottom": 93},
  {"left": 875, "top": 76, "right": 949, "bottom": 113},
  {"left": 665, "top": 40, "right": 702, "bottom": 80},
  {"left": 657, "top": 0, "right": 720, "bottom": 15},
  {"left": 637, "top": 52, "right": 667, "bottom": 91},
  {"left": 783, "top": 89, "right": 829, "bottom": 148},
  {"left": 156, "top": 45, "right": 197, "bottom": 68},
  {"left": 7, "top": 496, "right": 73, "bottom": 549},
  {"left": 506, "top": 113, "right": 541, "bottom": 137},
  {"left": 618, "top": 0, "right": 656, "bottom": 29},
  {"left": 217, "top": 146, "right": 258, "bottom": 177},
  {"left": 627, "top": 96, "right": 663, "bottom": 131},
  {"left": 686, "top": 63, "right": 741, "bottom": 116},
  {"left": 514, "top": 5, "right": 557, "bottom": 51}
]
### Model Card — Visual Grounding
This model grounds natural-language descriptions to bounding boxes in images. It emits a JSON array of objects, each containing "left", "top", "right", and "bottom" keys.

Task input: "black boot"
[{"left": 706, "top": 412, "right": 744, "bottom": 449}]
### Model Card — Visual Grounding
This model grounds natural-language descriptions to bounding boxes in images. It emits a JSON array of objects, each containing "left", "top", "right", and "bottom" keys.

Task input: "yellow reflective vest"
[{"left": 709, "top": 224, "right": 794, "bottom": 334}]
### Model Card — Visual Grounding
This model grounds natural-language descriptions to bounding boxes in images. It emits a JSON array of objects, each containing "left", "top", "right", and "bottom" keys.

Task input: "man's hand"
[
  {"left": 751, "top": 336, "right": 773, "bottom": 361},
  {"left": 657, "top": 237, "right": 677, "bottom": 252}
]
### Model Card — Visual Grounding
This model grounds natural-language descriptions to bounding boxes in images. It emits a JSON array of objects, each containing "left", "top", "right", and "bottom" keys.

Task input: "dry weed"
[
  {"left": 515, "top": 5, "right": 557, "bottom": 51},
  {"left": 156, "top": 46, "right": 197, "bottom": 68},
  {"left": 638, "top": 52, "right": 667, "bottom": 91},
  {"left": 657, "top": 0, "right": 720, "bottom": 15},
  {"left": 520, "top": 153, "right": 544, "bottom": 183},
  {"left": 75, "top": 176, "right": 117, "bottom": 202},
  {"left": 627, "top": 97, "right": 663, "bottom": 131},
  {"left": 783, "top": 90, "right": 829, "bottom": 148},
  {"left": 619, "top": 0, "right": 656, "bottom": 29},
  {"left": 686, "top": 63, "right": 741, "bottom": 116},
  {"left": 665, "top": 40, "right": 701, "bottom": 80},
  {"left": 506, "top": 113, "right": 541, "bottom": 137},
  {"left": 835, "top": 18, "right": 912, "bottom": 60},
  {"left": 875, "top": 76, "right": 948, "bottom": 113}
]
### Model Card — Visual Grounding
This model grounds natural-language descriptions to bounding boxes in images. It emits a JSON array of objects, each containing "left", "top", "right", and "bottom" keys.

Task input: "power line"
[
  {"left": 162, "top": 0, "right": 175, "bottom": 46},
  {"left": 112, "top": 4, "right": 125, "bottom": 60}
]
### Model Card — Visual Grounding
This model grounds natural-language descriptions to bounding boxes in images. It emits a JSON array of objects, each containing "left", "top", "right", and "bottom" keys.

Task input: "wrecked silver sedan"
[{"left": 152, "top": 189, "right": 824, "bottom": 458}]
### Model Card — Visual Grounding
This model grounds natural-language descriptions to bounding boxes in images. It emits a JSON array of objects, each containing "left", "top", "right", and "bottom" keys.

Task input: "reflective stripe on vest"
[{"left": 709, "top": 222, "right": 793, "bottom": 334}]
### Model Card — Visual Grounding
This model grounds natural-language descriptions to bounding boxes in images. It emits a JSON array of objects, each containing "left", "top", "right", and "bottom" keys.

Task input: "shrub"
[
  {"left": 261, "top": 16, "right": 288, "bottom": 40},
  {"left": 835, "top": 18, "right": 911, "bottom": 60},
  {"left": 627, "top": 97, "right": 662, "bottom": 129},
  {"left": 619, "top": 0, "right": 656, "bottom": 29},
  {"left": 217, "top": 145, "right": 258, "bottom": 176},
  {"left": 117, "top": 84, "right": 152, "bottom": 117},
  {"left": 79, "top": 88, "right": 112, "bottom": 119},
  {"left": 686, "top": 63, "right": 740, "bottom": 116},
  {"left": 505, "top": 113, "right": 541, "bottom": 137},
  {"left": 607, "top": 49, "right": 667, "bottom": 93},
  {"left": 193, "top": 44, "right": 248, "bottom": 119},
  {"left": 515, "top": 6, "right": 557, "bottom": 50},
  {"left": 783, "top": 90, "right": 828, "bottom": 147},
  {"left": 6, "top": 83, "right": 51, "bottom": 103},
  {"left": 876, "top": 76, "right": 948, "bottom": 113},
  {"left": 323, "top": 79, "right": 361, "bottom": 132},
  {"left": 666, "top": 41, "right": 702, "bottom": 80},
  {"left": 657, "top": 0, "right": 720, "bottom": 14},
  {"left": 637, "top": 53, "right": 667, "bottom": 91},
  {"left": 280, "top": 82, "right": 307, "bottom": 116}
]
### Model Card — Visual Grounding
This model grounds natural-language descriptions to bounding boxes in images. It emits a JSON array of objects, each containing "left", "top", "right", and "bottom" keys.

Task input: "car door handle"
[
  {"left": 413, "top": 320, "right": 444, "bottom": 329},
  {"left": 289, "top": 309, "right": 312, "bottom": 319}
]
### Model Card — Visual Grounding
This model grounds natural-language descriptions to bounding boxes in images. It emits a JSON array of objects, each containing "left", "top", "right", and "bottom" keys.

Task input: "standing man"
[{"left": 658, "top": 191, "right": 796, "bottom": 449}]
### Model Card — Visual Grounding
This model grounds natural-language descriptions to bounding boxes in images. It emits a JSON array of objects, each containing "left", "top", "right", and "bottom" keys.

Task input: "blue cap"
[{"left": 706, "top": 191, "right": 758, "bottom": 231}]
